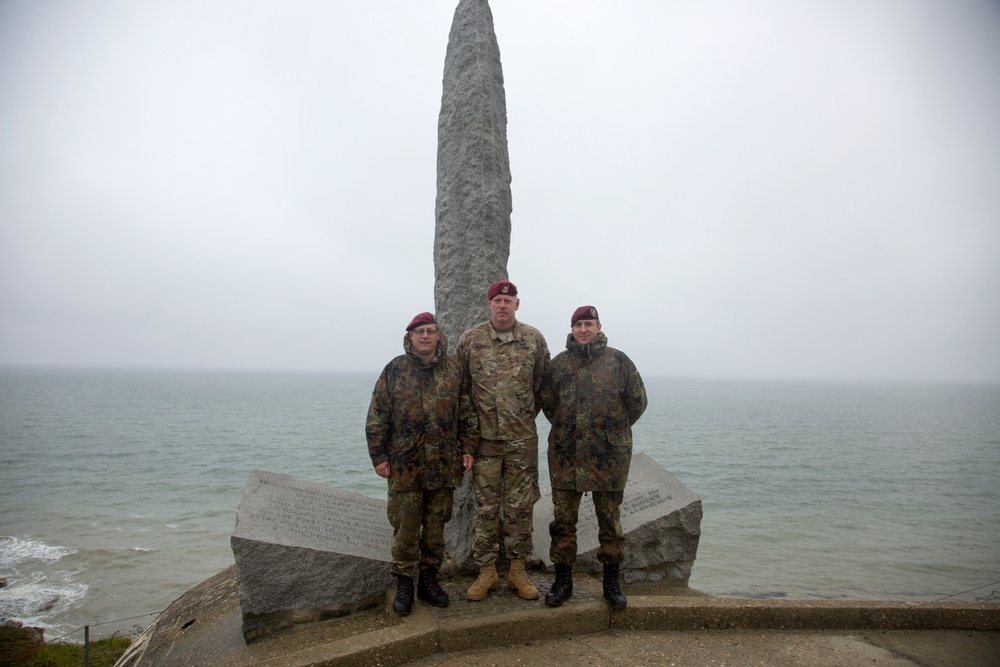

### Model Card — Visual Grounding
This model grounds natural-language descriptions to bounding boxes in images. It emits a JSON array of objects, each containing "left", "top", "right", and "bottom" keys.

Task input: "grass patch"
[{"left": 1, "top": 623, "right": 132, "bottom": 667}]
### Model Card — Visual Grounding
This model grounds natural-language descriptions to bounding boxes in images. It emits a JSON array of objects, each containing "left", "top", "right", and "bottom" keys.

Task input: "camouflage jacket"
[
  {"left": 366, "top": 332, "right": 478, "bottom": 491},
  {"left": 541, "top": 332, "right": 647, "bottom": 491},
  {"left": 455, "top": 320, "right": 550, "bottom": 442}
]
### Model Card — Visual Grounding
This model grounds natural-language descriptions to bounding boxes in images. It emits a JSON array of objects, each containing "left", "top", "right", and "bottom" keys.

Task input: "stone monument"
[
  {"left": 225, "top": 0, "right": 703, "bottom": 642},
  {"left": 433, "top": 0, "right": 512, "bottom": 345},
  {"left": 433, "top": 0, "right": 514, "bottom": 574}
]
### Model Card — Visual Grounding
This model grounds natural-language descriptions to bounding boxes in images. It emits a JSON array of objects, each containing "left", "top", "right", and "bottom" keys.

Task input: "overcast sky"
[{"left": 1, "top": 0, "right": 998, "bottom": 383}]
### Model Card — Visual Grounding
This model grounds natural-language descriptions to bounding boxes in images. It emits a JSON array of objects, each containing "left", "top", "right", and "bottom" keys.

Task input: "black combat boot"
[
  {"left": 393, "top": 575, "right": 414, "bottom": 615},
  {"left": 545, "top": 564, "right": 574, "bottom": 607},
  {"left": 602, "top": 563, "right": 627, "bottom": 609},
  {"left": 417, "top": 568, "right": 450, "bottom": 607}
]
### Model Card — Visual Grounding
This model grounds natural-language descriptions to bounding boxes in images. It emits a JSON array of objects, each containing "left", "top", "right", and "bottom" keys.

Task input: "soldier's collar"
[{"left": 489, "top": 321, "right": 519, "bottom": 341}]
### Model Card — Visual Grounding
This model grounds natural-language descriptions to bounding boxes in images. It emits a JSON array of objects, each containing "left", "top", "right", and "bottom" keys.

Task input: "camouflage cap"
[
  {"left": 571, "top": 305, "right": 599, "bottom": 326},
  {"left": 488, "top": 280, "right": 518, "bottom": 300},
  {"left": 406, "top": 312, "right": 437, "bottom": 331}
]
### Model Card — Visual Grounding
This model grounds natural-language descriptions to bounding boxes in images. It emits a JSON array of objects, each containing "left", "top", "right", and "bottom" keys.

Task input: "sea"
[{"left": 1, "top": 368, "right": 998, "bottom": 642}]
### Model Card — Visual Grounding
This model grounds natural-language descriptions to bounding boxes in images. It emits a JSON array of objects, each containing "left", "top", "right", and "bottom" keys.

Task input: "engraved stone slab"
[
  {"left": 532, "top": 452, "right": 703, "bottom": 584},
  {"left": 230, "top": 470, "right": 394, "bottom": 642}
]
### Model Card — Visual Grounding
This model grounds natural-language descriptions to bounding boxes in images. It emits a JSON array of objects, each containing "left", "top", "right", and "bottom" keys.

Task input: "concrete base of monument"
[{"left": 115, "top": 565, "right": 999, "bottom": 667}]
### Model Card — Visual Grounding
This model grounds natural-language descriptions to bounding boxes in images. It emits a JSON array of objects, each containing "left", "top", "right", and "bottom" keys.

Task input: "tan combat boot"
[
  {"left": 506, "top": 558, "right": 539, "bottom": 600},
  {"left": 466, "top": 563, "right": 499, "bottom": 601}
]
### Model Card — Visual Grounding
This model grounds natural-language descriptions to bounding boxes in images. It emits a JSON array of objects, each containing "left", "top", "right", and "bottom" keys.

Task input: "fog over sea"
[{"left": 1, "top": 368, "right": 998, "bottom": 641}]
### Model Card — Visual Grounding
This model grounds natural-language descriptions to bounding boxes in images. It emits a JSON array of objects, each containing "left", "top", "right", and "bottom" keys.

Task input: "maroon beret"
[
  {"left": 487, "top": 280, "right": 518, "bottom": 300},
  {"left": 406, "top": 312, "right": 437, "bottom": 332},
  {"left": 571, "top": 305, "right": 599, "bottom": 326}
]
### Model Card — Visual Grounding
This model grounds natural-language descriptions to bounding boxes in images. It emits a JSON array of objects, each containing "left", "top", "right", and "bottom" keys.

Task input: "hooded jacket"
[
  {"left": 541, "top": 332, "right": 647, "bottom": 491},
  {"left": 366, "top": 332, "right": 479, "bottom": 491}
]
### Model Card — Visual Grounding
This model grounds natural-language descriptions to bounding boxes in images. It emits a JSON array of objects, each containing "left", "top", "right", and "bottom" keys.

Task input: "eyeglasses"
[{"left": 412, "top": 327, "right": 440, "bottom": 336}]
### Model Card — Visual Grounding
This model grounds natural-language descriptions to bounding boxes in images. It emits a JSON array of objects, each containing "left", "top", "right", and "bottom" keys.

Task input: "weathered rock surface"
[
  {"left": 230, "top": 471, "right": 395, "bottom": 642},
  {"left": 533, "top": 452, "right": 702, "bottom": 584},
  {"left": 442, "top": 475, "right": 479, "bottom": 575},
  {"left": 433, "top": 0, "right": 511, "bottom": 345}
]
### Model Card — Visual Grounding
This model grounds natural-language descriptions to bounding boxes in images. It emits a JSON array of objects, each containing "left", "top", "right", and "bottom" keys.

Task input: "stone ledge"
[
  {"left": 614, "top": 596, "right": 1000, "bottom": 632},
  {"left": 116, "top": 566, "right": 999, "bottom": 667}
]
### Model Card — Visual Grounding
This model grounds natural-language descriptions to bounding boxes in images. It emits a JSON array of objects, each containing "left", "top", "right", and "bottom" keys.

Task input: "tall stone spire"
[{"left": 433, "top": 0, "right": 511, "bottom": 345}]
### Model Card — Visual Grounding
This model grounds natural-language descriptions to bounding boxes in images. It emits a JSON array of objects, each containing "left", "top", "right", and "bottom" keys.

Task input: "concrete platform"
[{"left": 115, "top": 565, "right": 1000, "bottom": 667}]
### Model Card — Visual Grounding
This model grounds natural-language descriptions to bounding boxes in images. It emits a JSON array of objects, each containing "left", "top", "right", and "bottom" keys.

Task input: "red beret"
[
  {"left": 406, "top": 312, "right": 437, "bottom": 331},
  {"left": 487, "top": 280, "right": 518, "bottom": 300},
  {"left": 571, "top": 305, "right": 599, "bottom": 326}
]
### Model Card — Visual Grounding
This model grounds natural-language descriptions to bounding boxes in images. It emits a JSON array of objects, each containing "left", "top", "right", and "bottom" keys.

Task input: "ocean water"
[{"left": 1, "top": 368, "right": 998, "bottom": 642}]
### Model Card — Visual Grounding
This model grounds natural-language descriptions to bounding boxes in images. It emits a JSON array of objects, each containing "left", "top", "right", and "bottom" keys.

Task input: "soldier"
[
  {"left": 366, "top": 312, "right": 477, "bottom": 615},
  {"left": 541, "top": 306, "right": 647, "bottom": 609},
  {"left": 455, "top": 280, "right": 550, "bottom": 601}
]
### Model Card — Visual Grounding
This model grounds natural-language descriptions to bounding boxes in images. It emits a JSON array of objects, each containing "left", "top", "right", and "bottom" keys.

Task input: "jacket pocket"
[{"left": 605, "top": 429, "right": 631, "bottom": 448}]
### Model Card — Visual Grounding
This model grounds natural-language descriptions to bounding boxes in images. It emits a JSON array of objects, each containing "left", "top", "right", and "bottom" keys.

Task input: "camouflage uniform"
[
  {"left": 541, "top": 331, "right": 647, "bottom": 565},
  {"left": 366, "top": 332, "right": 478, "bottom": 579},
  {"left": 456, "top": 320, "right": 550, "bottom": 565}
]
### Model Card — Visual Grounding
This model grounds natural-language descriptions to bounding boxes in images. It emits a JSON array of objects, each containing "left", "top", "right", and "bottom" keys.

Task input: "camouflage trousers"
[
  {"left": 387, "top": 487, "right": 454, "bottom": 579},
  {"left": 471, "top": 437, "right": 541, "bottom": 566},
  {"left": 549, "top": 488, "right": 625, "bottom": 566}
]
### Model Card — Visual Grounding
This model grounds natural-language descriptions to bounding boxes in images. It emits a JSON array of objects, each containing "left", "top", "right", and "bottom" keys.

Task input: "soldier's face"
[
  {"left": 572, "top": 319, "right": 601, "bottom": 345},
  {"left": 488, "top": 295, "right": 519, "bottom": 329},
  {"left": 409, "top": 326, "right": 440, "bottom": 359}
]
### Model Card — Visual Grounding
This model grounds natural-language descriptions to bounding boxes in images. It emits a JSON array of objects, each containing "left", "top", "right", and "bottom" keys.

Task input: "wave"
[
  {"left": 0, "top": 536, "right": 76, "bottom": 569},
  {"left": 0, "top": 537, "right": 91, "bottom": 636},
  {"left": 0, "top": 580, "right": 89, "bottom": 621}
]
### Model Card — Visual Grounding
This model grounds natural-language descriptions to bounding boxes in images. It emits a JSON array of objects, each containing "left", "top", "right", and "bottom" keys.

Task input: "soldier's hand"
[
  {"left": 462, "top": 454, "right": 474, "bottom": 474},
  {"left": 375, "top": 461, "right": 391, "bottom": 478}
]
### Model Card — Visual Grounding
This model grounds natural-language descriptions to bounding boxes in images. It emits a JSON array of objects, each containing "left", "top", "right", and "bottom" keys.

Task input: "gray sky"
[{"left": 2, "top": 0, "right": 999, "bottom": 383}]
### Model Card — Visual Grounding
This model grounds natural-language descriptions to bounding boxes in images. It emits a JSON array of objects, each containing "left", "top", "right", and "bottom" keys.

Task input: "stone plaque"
[
  {"left": 232, "top": 470, "right": 391, "bottom": 558},
  {"left": 231, "top": 470, "right": 395, "bottom": 642},
  {"left": 532, "top": 452, "right": 702, "bottom": 584}
]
